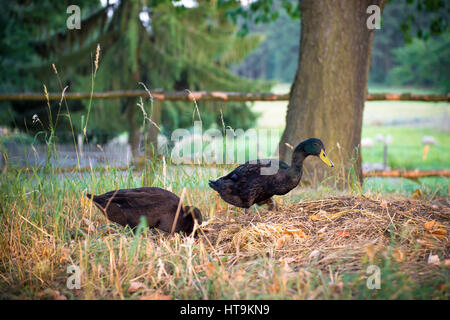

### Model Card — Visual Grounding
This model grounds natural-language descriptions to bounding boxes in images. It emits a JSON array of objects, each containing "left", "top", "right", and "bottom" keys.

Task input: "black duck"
[
  {"left": 209, "top": 138, "right": 333, "bottom": 212},
  {"left": 87, "top": 187, "right": 202, "bottom": 235}
]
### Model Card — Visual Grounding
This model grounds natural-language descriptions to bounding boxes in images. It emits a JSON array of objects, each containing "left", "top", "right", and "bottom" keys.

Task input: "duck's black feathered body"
[
  {"left": 209, "top": 138, "right": 333, "bottom": 210},
  {"left": 87, "top": 187, "right": 202, "bottom": 234},
  {"left": 209, "top": 159, "right": 300, "bottom": 208}
]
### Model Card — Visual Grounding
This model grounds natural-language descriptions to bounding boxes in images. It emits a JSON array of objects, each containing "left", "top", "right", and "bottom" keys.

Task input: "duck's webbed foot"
[
  {"left": 244, "top": 208, "right": 249, "bottom": 214},
  {"left": 267, "top": 198, "right": 277, "bottom": 211},
  {"left": 257, "top": 198, "right": 277, "bottom": 211}
]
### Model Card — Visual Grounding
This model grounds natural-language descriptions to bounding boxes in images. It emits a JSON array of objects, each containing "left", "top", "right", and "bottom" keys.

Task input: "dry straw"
[{"left": 201, "top": 195, "right": 449, "bottom": 280}]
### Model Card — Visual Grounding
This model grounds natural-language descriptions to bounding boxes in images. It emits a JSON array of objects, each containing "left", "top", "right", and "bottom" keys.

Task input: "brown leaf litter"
[{"left": 199, "top": 196, "right": 449, "bottom": 281}]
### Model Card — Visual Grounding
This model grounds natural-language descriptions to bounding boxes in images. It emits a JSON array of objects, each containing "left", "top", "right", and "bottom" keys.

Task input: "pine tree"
[{"left": 0, "top": 0, "right": 270, "bottom": 162}]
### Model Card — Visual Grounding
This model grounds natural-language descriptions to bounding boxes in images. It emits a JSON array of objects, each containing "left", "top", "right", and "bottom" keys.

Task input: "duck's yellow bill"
[{"left": 319, "top": 149, "right": 334, "bottom": 167}]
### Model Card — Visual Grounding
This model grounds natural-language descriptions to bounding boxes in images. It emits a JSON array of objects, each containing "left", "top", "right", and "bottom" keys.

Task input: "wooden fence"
[
  {"left": 0, "top": 90, "right": 449, "bottom": 102},
  {"left": 5, "top": 163, "right": 450, "bottom": 179},
  {"left": 1, "top": 90, "right": 448, "bottom": 177}
]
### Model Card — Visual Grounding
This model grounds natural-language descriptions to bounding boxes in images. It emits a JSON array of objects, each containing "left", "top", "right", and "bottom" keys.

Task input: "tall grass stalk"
[
  {"left": 83, "top": 44, "right": 101, "bottom": 138},
  {"left": 51, "top": 63, "right": 81, "bottom": 170}
]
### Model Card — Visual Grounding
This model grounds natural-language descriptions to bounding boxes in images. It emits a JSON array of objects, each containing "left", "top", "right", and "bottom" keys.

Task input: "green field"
[
  {"left": 361, "top": 126, "right": 449, "bottom": 170},
  {"left": 251, "top": 84, "right": 449, "bottom": 129},
  {"left": 248, "top": 84, "right": 450, "bottom": 197}
]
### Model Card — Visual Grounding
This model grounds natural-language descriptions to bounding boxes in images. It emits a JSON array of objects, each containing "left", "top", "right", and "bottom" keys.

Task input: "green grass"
[
  {"left": 363, "top": 101, "right": 449, "bottom": 126},
  {"left": 362, "top": 125, "right": 449, "bottom": 197},
  {"left": 0, "top": 166, "right": 448, "bottom": 300},
  {"left": 367, "top": 84, "right": 444, "bottom": 95},
  {"left": 363, "top": 177, "right": 448, "bottom": 198},
  {"left": 362, "top": 126, "right": 450, "bottom": 170},
  {"left": 0, "top": 82, "right": 448, "bottom": 299}
]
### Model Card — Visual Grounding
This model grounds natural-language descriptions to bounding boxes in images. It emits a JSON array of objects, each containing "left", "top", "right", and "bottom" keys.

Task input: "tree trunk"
[{"left": 279, "top": 0, "right": 386, "bottom": 187}]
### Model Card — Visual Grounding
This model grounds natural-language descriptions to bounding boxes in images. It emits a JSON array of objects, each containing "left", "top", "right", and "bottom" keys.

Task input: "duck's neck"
[{"left": 288, "top": 151, "right": 307, "bottom": 175}]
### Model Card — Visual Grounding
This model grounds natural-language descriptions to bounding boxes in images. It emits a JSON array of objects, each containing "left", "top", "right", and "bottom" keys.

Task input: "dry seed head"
[
  {"left": 94, "top": 44, "right": 100, "bottom": 74},
  {"left": 43, "top": 84, "right": 49, "bottom": 100},
  {"left": 43, "top": 84, "right": 51, "bottom": 112},
  {"left": 285, "top": 143, "right": 294, "bottom": 150}
]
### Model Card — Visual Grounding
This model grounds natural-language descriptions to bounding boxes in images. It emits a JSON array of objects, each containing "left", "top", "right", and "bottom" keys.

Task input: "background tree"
[
  {"left": 232, "top": 6, "right": 300, "bottom": 82},
  {"left": 235, "top": 0, "right": 449, "bottom": 92},
  {"left": 386, "top": 34, "right": 449, "bottom": 91},
  {"left": 277, "top": 0, "right": 386, "bottom": 186},
  {"left": 0, "top": 0, "right": 270, "bottom": 162},
  {"left": 370, "top": 0, "right": 449, "bottom": 90},
  {"left": 0, "top": 0, "right": 99, "bottom": 140},
  {"left": 228, "top": 0, "right": 449, "bottom": 186}
]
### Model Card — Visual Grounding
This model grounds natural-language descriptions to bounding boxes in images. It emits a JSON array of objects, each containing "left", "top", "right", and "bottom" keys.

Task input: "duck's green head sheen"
[{"left": 295, "top": 138, "right": 334, "bottom": 167}]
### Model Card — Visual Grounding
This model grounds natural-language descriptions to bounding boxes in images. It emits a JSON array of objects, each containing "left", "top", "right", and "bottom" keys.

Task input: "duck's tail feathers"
[{"left": 86, "top": 193, "right": 95, "bottom": 200}]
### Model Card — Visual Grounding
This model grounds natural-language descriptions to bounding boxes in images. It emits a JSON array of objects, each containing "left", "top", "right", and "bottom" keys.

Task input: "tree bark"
[{"left": 279, "top": 0, "right": 386, "bottom": 187}]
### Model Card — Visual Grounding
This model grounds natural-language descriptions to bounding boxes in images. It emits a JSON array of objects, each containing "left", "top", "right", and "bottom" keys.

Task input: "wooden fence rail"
[
  {"left": 6, "top": 165, "right": 450, "bottom": 178},
  {"left": 363, "top": 169, "right": 450, "bottom": 178},
  {"left": 1, "top": 90, "right": 448, "bottom": 178},
  {"left": 0, "top": 91, "right": 448, "bottom": 102}
]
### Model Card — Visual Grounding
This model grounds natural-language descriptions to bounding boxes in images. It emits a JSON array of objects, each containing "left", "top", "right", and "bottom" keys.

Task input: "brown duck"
[
  {"left": 87, "top": 187, "right": 202, "bottom": 235},
  {"left": 209, "top": 138, "right": 333, "bottom": 212}
]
